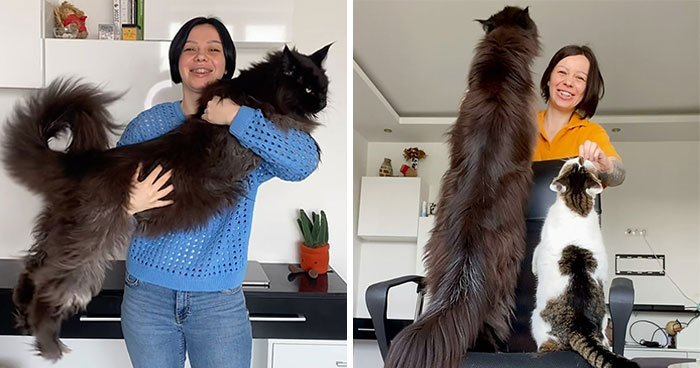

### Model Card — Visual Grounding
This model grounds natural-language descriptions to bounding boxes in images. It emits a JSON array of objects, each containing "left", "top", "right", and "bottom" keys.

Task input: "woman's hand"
[
  {"left": 126, "top": 164, "right": 175, "bottom": 216},
  {"left": 201, "top": 96, "right": 240, "bottom": 126},
  {"left": 579, "top": 140, "right": 614, "bottom": 174}
]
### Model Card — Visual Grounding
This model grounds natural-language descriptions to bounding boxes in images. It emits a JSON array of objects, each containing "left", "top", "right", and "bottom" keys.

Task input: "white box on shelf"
[{"left": 357, "top": 176, "right": 428, "bottom": 242}]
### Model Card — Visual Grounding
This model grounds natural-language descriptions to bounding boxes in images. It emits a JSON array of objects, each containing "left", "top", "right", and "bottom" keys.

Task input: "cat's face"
[
  {"left": 476, "top": 6, "right": 538, "bottom": 37},
  {"left": 280, "top": 44, "right": 331, "bottom": 115},
  {"left": 550, "top": 157, "right": 603, "bottom": 198}
]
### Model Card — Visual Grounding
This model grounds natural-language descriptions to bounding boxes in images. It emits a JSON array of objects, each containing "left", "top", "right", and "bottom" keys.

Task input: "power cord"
[
  {"left": 641, "top": 233, "right": 700, "bottom": 309},
  {"left": 629, "top": 320, "right": 669, "bottom": 348}
]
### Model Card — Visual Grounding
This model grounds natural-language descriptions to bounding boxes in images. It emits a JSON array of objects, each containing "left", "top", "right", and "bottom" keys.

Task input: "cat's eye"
[{"left": 305, "top": 88, "right": 312, "bottom": 94}]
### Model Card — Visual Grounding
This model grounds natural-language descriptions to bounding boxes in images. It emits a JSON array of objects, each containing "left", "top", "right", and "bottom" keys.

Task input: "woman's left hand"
[
  {"left": 202, "top": 96, "right": 240, "bottom": 126},
  {"left": 579, "top": 140, "right": 614, "bottom": 174}
]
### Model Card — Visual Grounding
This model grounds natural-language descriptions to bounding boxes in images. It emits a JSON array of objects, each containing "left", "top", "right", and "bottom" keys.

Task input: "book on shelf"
[
  {"left": 113, "top": 0, "right": 144, "bottom": 41},
  {"left": 112, "top": 0, "right": 121, "bottom": 40}
]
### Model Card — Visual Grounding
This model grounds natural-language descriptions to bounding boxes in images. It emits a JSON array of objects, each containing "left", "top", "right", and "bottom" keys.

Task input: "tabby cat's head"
[
  {"left": 550, "top": 157, "right": 603, "bottom": 216},
  {"left": 279, "top": 44, "right": 331, "bottom": 116},
  {"left": 476, "top": 6, "right": 538, "bottom": 37}
]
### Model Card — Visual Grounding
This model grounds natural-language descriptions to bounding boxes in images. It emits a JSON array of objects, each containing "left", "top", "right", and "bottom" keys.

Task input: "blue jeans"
[{"left": 121, "top": 272, "right": 252, "bottom": 368}]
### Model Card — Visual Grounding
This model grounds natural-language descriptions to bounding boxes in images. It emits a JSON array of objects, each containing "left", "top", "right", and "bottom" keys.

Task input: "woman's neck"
[
  {"left": 180, "top": 88, "right": 200, "bottom": 116},
  {"left": 543, "top": 105, "right": 575, "bottom": 140}
]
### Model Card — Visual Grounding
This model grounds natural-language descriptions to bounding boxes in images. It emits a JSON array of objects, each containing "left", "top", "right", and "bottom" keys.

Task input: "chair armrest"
[
  {"left": 609, "top": 277, "right": 634, "bottom": 355},
  {"left": 365, "top": 275, "right": 424, "bottom": 360}
]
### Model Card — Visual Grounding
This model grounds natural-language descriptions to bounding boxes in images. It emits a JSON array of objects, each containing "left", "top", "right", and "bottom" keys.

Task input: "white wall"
[
  {"left": 353, "top": 131, "right": 369, "bottom": 306},
  {"left": 0, "top": 1, "right": 349, "bottom": 282},
  {"left": 248, "top": 0, "right": 348, "bottom": 280}
]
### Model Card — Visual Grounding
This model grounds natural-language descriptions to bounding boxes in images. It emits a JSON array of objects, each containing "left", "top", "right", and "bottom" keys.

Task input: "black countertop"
[
  {"left": 0, "top": 259, "right": 346, "bottom": 340},
  {"left": 0, "top": 258, "right": 346, "bottom": 294}
]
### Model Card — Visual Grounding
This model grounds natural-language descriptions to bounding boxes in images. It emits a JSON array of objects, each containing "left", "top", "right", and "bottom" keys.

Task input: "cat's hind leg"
[{"left": 531, "top": 308, "right": 555, "bottom": 349}]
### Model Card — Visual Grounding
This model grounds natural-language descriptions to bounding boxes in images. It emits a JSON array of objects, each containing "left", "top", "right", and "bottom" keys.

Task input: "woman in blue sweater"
[{"left": 118, "top": 17, "right": 319, "bottom": 368}]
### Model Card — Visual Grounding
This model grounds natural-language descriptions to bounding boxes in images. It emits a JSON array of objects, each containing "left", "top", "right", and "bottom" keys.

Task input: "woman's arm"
[
  {"left": 579, "top": 140, "right": 626, "bottom": 187},
  {"left": 203, "top": 98, "right": 320, "bottom": 182}
]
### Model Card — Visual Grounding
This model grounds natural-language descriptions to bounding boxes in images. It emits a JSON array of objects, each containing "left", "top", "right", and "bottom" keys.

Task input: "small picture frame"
[{"left": 98, "top": 24, "right": 115, "bottom": 40}]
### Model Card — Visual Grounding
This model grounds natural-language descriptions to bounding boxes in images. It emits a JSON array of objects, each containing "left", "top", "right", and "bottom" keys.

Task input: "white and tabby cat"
[{"left": 531, "top": 157, "right": 639, "bottom": 368}]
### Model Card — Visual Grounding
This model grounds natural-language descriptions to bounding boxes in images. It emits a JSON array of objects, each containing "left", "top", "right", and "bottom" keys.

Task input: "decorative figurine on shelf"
[
  {"left": 379, "top": 158, "right": 394, "bottom": 176},
  {"left": 288, "top": 209, "right": 330, "bottom": 279},
  {"left": 400, "top": 164, "right": 417, "bottom": 177},
  {"left": 54, "top": 2, "right": 88, "bottom": 39},
  {"left": 402, "top": 147, "right": 427, "bottom": 176},
  {"left": 429, "top": 202, "right": 437, "bottom": 216}
]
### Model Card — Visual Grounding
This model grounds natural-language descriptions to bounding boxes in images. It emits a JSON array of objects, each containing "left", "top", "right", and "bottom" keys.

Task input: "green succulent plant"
[{"left": 297, "top": 209, "right": 329, "bottom": 248}]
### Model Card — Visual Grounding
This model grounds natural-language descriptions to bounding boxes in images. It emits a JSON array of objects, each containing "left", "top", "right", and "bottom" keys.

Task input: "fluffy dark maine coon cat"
[
  {"left": 531, "top": 157, "right": 639, "bottom": 368},
  {"left": 1, "top": 43, "right": 331, "bottom": 360},
  {"left": 384, "top": 7, "right": 540, "bottom": 368}
]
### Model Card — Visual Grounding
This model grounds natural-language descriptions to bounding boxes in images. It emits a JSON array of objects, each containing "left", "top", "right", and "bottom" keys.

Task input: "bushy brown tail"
[
  {"left": 570, "top": 332, "right": 640, "bottom": 368},
  {"left": 384, "top": 250, "right": 490, "bottom": 368},
  {"left": 1, "top": 77, "right": 121, "bottom": 195}
]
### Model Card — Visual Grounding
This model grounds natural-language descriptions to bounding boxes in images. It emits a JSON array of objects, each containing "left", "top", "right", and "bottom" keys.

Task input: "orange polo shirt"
[{"left": 533, "top": 111, "right": 621, "bottom": 161}]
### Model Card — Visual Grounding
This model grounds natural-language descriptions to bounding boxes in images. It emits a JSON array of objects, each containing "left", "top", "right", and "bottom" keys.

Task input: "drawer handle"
[
  {"left": 249, "top": 314, "right": 306, "bottom": 323},
  {"left": 336, "top": 361, "right": 347, "bottom": 367},
  {"left": 79, "top": 316, "right": 121, "bottom": 322}
]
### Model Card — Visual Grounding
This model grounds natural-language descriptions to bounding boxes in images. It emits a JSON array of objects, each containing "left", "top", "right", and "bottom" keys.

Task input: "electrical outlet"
[{"left": 625, "top": 228, "right": 647, "bottom": 236}]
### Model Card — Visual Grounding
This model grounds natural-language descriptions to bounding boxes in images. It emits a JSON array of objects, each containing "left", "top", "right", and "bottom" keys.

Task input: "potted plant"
[{"left": 290, "top": 209, "right": 330, "bottom": 279}]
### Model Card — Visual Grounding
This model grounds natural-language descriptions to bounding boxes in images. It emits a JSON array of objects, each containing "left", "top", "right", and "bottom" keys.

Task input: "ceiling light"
[{"left": 383, "top": 128, "right": 392, "bottom": 133}]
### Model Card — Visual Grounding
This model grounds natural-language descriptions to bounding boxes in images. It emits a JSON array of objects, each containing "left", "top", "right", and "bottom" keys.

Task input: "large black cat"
[
  {"left": 384, "top": 7, "right": 540, "bottom": 368},
  {"left": 1, "top": 44, "right": 330, "bottom": 360}
]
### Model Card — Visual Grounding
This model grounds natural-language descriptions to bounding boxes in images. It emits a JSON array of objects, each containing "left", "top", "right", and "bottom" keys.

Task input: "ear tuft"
[
  {"left": 586, "top": 184, "right": 603, "bottom": 197},
  {"left": 550, "top": 182, "right": 567, "bottom": 193}
]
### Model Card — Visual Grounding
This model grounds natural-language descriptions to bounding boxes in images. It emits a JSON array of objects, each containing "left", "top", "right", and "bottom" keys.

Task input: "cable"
[
  {"left": 641, "top": 234, "right": 699, "bottom": 307},
  {"left": 629, "top": 319, "right": 669, "bottom": 347},
  {"left": 679, "top": 312, "right": 700, "bottom": 328}
]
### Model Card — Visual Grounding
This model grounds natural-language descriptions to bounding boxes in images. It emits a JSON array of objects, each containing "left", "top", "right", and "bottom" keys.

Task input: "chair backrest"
[{"left": 527, "top": 159, "right": 602, "bottom": 220}]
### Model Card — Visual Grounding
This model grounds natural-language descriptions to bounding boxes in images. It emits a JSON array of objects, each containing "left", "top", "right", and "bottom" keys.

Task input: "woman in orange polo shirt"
[{"left": 536, "top": 45, "right": 625, "bottom": 187}]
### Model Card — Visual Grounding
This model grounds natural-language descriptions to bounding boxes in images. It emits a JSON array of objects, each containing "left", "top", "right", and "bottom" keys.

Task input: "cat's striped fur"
[{"left": 531, "top": 157, "right": 638, "bottom": 368}]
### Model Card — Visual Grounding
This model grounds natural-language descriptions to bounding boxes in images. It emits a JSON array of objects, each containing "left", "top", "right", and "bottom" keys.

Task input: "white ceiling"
[{"left": 353, "top": 0, "right": 700, "bottom": 143}]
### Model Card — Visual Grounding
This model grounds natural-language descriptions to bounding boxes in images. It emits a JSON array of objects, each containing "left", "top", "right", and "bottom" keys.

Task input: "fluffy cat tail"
[
  {"left": 570, "top": 332, "right": 640, "bottom": 368},
  {"left": 383, "top": 300, "right": 479, "bottom": 368},
  {"left": 384, "top": 251, "right": 487, "bottom": 368},
  {"left": 2, "top": 78, "right": 121, "bottom": 194}
]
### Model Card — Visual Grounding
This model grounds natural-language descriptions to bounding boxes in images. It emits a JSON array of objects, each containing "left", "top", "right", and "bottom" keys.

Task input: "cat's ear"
[
  {"left": 518, "top": 6, "right": 533, "bottom": 28},
  {"left": 476, "top": 19, "right": 495, "bottom": 34},
  {"left": 549, "top": 179, "right": 567, "bottom": 193},
  {"left": 282, "top": 45, "right": 295, "bottom": 76},
  {"left": 311, "top": 43, "right": 332, "bottom": 66},
  {"left": 586, "top": 183, "right": 603, "bottom": 197}
]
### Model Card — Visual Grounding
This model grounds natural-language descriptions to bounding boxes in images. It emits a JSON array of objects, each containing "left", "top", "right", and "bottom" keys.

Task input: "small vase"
[
  {"left": 379, "top": 158, "right": 393, "bottom": 177},
  {"left": 300, "top": 243, "right": 330, "bottom": 275}
]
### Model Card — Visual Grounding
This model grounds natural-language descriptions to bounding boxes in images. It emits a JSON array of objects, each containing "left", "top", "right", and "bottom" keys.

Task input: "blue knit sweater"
[{"left": 117, "top": 102, "right": 319, "bottom": 291}]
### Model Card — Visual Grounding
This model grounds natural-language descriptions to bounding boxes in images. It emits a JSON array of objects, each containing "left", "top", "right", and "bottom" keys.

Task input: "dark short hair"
[
  {"left": 169, "top": 17, "right": 236, "bottom": 84},
  {"left": 540, "top": 45, "right": 604, "bottom": 119}
]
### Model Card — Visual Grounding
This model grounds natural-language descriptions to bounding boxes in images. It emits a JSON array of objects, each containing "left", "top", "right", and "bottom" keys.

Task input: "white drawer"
[{"left": 268, "top": 339, "right": 346, "bottom": 368}]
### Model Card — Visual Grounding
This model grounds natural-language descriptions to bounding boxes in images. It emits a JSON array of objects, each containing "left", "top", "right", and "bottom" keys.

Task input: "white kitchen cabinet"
[
  {"left": 0, "top": 1, "right": 43, "bottom": 88},
  {"left": 357, "top": 176, "right": 428, "bottom": 241},
  {"left": 0, "top": 336, "right": 132, "bottom": 368},
  {"left": 267, "top": 339, "right": 346, "bottom": 368}
]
